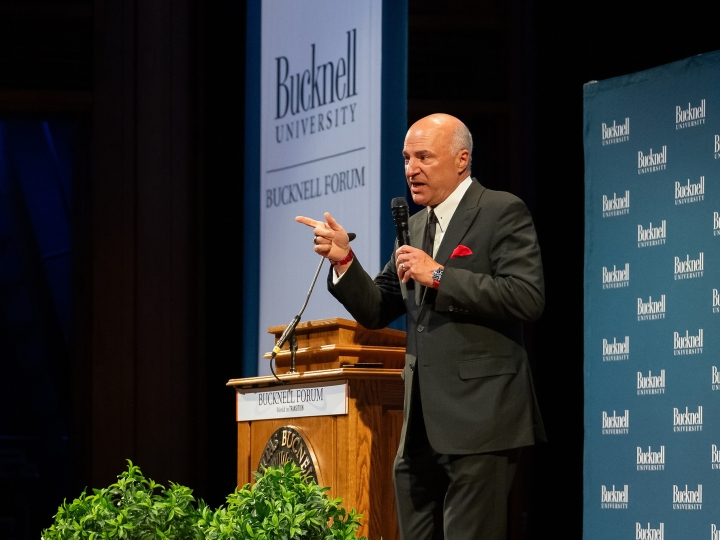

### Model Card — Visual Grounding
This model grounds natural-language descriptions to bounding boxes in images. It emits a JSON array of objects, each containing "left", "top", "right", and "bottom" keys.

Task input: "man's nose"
[{"left": 405, "top": 158, "right": 420, "bottom": 177}]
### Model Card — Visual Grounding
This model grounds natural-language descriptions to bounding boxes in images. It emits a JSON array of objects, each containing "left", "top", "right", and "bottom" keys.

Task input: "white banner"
[
  {"left": 258, "top": 0, "right": 383, "bottom": 374},
  {"left": 236, "top": 380, "right": 348, "bottom": 421}
]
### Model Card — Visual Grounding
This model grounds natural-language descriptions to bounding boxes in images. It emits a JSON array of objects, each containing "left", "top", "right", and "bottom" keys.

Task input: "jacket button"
[
  {"left": 410, "top": 363, "right": 415, "bottom": 371},
  {"left": 417, "top": 325, "right": 424, "bottom": 332},
  {"left": 449, "top": 306, "right": 454, "bottom": 312}
]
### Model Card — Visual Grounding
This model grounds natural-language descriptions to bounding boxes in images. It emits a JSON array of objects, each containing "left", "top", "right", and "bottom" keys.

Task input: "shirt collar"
[{"left": 429, "top": 175, "right": 473, "bottom": 232}]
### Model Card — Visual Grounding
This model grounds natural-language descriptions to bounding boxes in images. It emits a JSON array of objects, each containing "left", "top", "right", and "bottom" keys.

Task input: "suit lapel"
[
  {"left": 410, "top": 211, "right": 425, "bottom": 251},
  {"left": 434, "top": 179, "right": 485, "bottom": 265}
]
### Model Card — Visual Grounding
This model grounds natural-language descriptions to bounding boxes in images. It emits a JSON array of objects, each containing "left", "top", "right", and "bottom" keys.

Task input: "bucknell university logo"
[
  {"left": 674, "top": 329, "right": 703, "bottom": 355},
  {"left": 638, "top": 295, "right": 665, "bottom": 321},
  {"left": 715, "top": 135, "right": 720, "bottom": 159},
  {"left": 637, "top": 370, "right": 665, "bottom": 395},
  {"left": 636, "top": 523, "right": 664, "bottom": 540},
  {"left": 602, "top": 191, "right": 630, "bottom": 218},
  {"left": 674, "top": 252, "right": 704, "bottom": 280},
  {"left": 676, "top": 99, "right": 706, "bottom": 129},
  {"left": 602, "top": 410, "right": 629, "bottom": 434},
  {"left": 600, "top": 484, "right": 628, "bottom": 509},
  {"left": 637, "top": 445, "right": 665, "bottom": 471},
  {"left": 712, "top": 524, "right": 720, "bottom": 540},
  {"left": 675, "top": 176, "right": 704, "bottom": 205},
  {"left": 601, "top": 118, "right": 630, "bottom": 145},
  {"left": 274, "top": 29, "right": 359, "bottom": 144},
  {"left": 638, "top": 220, "right": 666, "bottom": 248},
  {"left": 638, "top": 146, "right": 667, "bottom": 174},
  {"left": 714, "top": 212, "right": 720, "bottom": 235},
  {"left": 602, "top": 264, "right": 629, "bottom": 289},
  {"left": 672, "top": 484, "right": 702, "bottom": 510},
  {"left": 713, "top": 289, "right": 719, "bottom": 313},
  {"left": 713, "top": 366, "right": 720, "bottom": 391},
  {"left": 258, "top": 427, "right": 318, "bottom": 482},
  {"left": 603, "top": 336, "right": 629, "bottom": 361}
]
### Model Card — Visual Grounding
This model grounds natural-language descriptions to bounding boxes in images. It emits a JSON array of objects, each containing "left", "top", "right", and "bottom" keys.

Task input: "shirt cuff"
[{"left": 332, "top": 267, "right": 345, "bottom": 285}]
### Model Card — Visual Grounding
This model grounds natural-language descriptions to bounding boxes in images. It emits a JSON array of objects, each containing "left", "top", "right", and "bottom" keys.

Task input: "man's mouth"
[{"left": 409, "top": 181, "right": 425, "bottom": 191}]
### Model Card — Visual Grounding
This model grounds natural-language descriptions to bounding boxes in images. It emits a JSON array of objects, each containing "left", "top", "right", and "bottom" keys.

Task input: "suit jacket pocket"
[{"left": 458, "top": 357, "right": 517, "bottom": 380}]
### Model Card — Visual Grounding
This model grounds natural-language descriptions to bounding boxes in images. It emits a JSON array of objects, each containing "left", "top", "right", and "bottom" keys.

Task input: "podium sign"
[{"left": 236, "top": 380, "right": 348, "bottom": 421}]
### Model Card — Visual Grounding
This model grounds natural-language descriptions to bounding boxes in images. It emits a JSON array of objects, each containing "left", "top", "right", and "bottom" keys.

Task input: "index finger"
[{"left": 295, "top": 215, "right": 323, "bottom": 228}]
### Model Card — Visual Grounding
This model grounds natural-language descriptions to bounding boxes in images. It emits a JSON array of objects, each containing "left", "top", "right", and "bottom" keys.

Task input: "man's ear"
[{"left": 456, "top": 149, "right": 470, "bottom": 173}]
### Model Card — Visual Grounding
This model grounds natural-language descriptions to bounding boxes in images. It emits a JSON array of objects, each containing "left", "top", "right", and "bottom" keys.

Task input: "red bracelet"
[{"left": 330, "top": 248, "right": 354, "bottom": 266}]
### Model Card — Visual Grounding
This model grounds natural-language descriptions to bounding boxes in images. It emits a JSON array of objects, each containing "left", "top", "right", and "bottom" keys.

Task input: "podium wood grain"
[{"left": 263, "top": 317, "right": 407, "bottom": 373}]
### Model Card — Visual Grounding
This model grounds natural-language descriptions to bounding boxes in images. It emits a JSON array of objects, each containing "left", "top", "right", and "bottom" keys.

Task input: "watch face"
[{"left": 432, "top": 268, "right": 443, "bottom": 281}]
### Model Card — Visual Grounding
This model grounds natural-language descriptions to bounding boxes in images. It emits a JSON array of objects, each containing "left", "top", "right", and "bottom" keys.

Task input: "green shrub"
[
  {"left": 41, "top": 460, "right": 203, "bottom": 540},
  {"left": 197, "top": 463, "right": 366, "bottom": 540},
  {"left": 41, "top": 461, "right": 367, "bottom": 540}
]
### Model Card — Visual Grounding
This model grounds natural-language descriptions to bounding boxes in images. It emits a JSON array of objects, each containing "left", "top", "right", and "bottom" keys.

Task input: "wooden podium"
[{"left": 227, "top": 318, "right": 406, "bottom": 540}]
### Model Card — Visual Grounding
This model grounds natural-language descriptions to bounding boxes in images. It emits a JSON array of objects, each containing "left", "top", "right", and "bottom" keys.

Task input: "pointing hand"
[{"left": 295, "top": 212, "right": 351, "bottom": 262}]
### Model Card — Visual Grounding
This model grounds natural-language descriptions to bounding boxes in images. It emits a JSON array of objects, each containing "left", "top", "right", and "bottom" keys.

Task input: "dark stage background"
[{"left": 0, "top": 1, "right": 718, "bottom": 538}]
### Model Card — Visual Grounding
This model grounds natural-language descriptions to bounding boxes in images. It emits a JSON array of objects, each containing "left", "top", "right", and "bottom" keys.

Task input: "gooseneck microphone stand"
[{"left": 268, "top": 255, "right": 326, "bottom": 384}]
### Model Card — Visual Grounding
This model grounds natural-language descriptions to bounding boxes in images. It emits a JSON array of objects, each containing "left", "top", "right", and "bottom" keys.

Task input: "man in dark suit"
[{"left": 296, "top": 113, "right": 545, "bottom": 540}]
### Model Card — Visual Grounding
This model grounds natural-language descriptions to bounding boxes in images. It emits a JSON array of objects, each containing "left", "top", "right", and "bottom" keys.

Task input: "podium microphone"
[{"left": 267, "top": 231, "right": 356, "bottom": 382}]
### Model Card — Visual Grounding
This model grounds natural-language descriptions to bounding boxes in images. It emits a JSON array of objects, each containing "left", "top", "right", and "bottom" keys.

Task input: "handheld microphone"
[
  {"left": 391, "top": 197, "right": 414, "bottom": 289},
  {"left": 391, "top": 197, "right": 410, "bottom": 246}
]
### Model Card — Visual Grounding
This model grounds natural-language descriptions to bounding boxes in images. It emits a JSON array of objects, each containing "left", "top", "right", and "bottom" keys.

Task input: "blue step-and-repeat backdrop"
[{"left": 584, "top": 51, "right": 720, "bottom": 539}]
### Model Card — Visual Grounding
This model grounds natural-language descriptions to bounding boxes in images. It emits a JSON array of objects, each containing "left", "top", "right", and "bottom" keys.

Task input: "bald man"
[{"left": 297, "top": 114, "right": 546, "bottom": 540}]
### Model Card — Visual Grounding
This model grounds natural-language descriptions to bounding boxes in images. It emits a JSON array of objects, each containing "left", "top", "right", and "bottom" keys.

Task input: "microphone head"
[
  {"left": 391, "top": 197, "right": 409, "bottom": 221},
  {"left": 391, "top": 197, "right": 408, "bottom": 209},
  {"left": 347, "top": 232, "right": 356, "bottom": 242}
]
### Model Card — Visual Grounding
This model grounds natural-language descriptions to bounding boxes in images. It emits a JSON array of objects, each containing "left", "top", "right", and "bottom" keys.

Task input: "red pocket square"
[{"left": 450, "top": 245, "right": 473, "bottom": 258}]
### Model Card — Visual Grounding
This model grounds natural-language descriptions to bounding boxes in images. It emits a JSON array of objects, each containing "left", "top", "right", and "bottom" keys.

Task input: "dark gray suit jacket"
[{"left": 329, "top": 179, "right": 546, "bottom": 456}]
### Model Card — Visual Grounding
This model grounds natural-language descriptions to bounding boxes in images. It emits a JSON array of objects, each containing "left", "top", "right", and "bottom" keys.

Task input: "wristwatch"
[{"left": 432, "top": 267, "right": 444, "bottom": 289}]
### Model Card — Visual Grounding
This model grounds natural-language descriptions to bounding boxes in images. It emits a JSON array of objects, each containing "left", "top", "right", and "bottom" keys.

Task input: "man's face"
[{"left": 402, "top": 119, "right": 463, "bottom": 207}]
